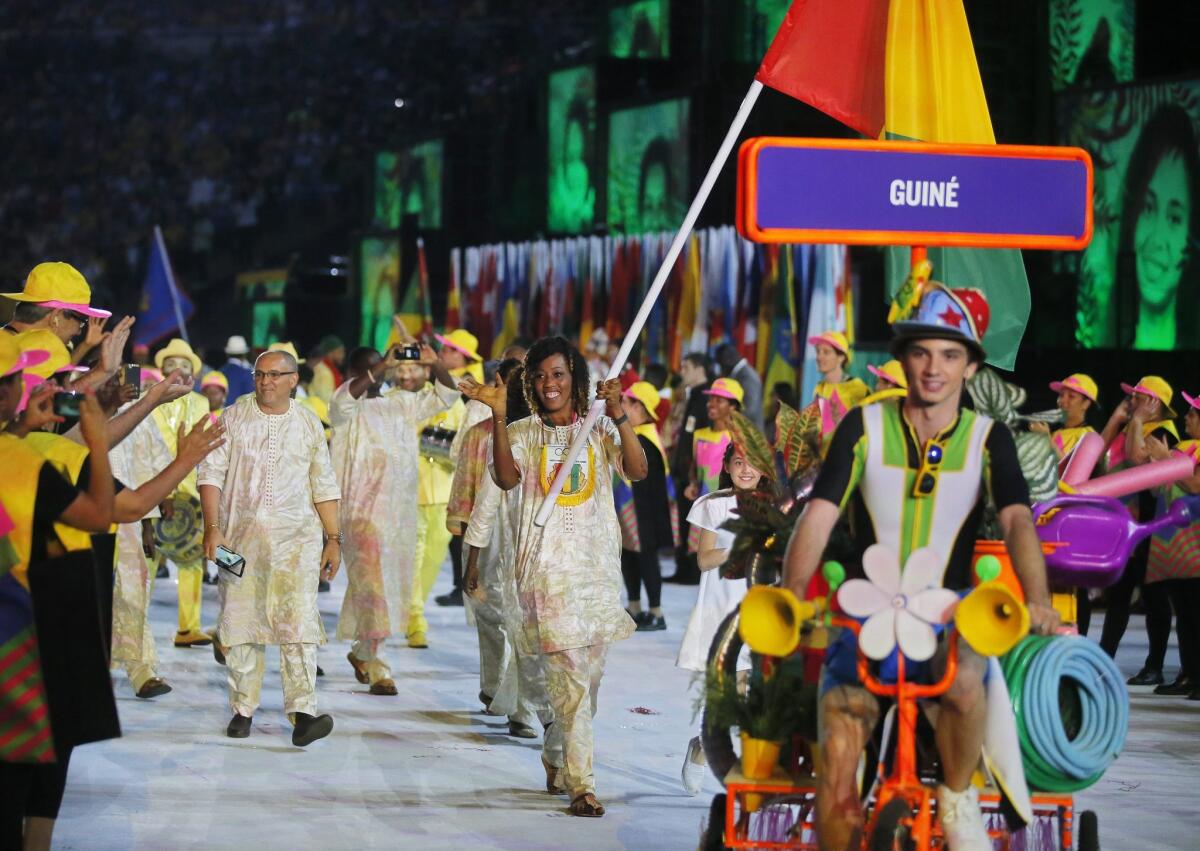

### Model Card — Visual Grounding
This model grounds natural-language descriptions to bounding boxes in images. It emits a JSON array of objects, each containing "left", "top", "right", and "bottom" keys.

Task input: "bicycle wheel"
[
  {"left": 701, "top": 611, "right": 743, "bottom": 780},
  {"left": 868, "top": 798, "right": 915, "bottom": 851},
  {"left": 703, "top": 794, "right": 728, "bottom": 851},
  {"left": 1077, "top": 810, "right": 1099, "bottom": 851}
]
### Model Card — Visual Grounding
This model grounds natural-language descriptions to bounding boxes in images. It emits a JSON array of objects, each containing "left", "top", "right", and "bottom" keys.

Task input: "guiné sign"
[{"left": 737, "top": 138, "right": 1093, "bottom": 250}]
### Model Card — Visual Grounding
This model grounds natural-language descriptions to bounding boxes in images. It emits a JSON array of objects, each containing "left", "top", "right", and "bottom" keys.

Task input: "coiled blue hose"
[{"left": 1001, "top": 635, "right": 1129, "bottom": 792}]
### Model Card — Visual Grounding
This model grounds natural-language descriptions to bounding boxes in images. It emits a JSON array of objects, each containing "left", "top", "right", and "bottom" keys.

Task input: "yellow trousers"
[
  {"left": 160, "top": 554, "right": 205, "bottom": 633},
  {"left": 172, "top": 558, "right": 205, "bottom": 634},
  {"left": 408, "top": 503, "right": 452, "bottom": 637}
]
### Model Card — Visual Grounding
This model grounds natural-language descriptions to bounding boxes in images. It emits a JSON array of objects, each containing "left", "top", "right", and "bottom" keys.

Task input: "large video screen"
[
  {"left": 609, "top": 0, "right": 669, "bottom": 59},
  {"left": 1062, "top": 81, "right": 1200, "bottom": 350},
  {"left": 732, "top": 0, "right": 790, "bottom": 63},
  {"left": 607, "top": 97, "right": 690, "bottom": 234},
  {"left": 371, "top": 141, "right": 443, "bottom": 230},
  {"left": 547, "top": 66, "right": 597, "bottom": 234},
  {"left": 1049, "top": 0, "right": 1134, "bottom": 91},
  {"left": 251, "top": 302, "right": 286, "bottom": 349},
  {"left": 359, "top": 236, "right": 401, "bottom": 350}
]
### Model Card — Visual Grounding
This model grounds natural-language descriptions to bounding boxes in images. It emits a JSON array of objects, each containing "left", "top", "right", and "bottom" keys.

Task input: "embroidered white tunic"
[
  {"left": 496, "top": 415, "right": 636, "bottom": 654},
  {"left": 329, "top": 381, "right": 458, "bottom": 641},
  {"left": 110, "top": 412, "right": 173, "bottom": 665},
  {"left": 197, "top": 396, "right": 340, "bottom": 646}
]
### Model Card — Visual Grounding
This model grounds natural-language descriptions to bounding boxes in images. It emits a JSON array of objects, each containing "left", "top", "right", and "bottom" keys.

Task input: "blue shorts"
[{"left": 820, "top": 621, "right": 988, "bottom": 695}]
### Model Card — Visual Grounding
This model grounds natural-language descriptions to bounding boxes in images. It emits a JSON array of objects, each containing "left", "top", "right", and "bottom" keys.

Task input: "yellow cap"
[
  {"left": 3, "top": 262, "right": 111, "bottom": 317},
  {"left": 435, "top": 329, "right": 482, "bottom": 362},
  {"left": 155, "top": 338, "right": 203, "bottom": 376},
  {"left": 868, "top": 359, "right": 907, "bottom": 389},
  {"left": 267, "top": 341, "right": 306, "bottom": 365},
  {"left": 623, "top": 381, "right": 661, "bottom": 421},
  {"left": 704, "top": 377, "right": 745, "bottom": 405},
  {"left": 0, "top": 333, "right": 51, "bottom": 378},
  {"left": 808, "top": 330, "right": 851, "bottom": 361},
  {"left": 1120, "top": 375, "right": 1175, "bottom": 418},
  {"left": 1049, "top": 373, "right": 1098, "bottom": 403},
  {"left": 200, "top": 371, "right": 229, "bottom": 390},
  {"left": 15, "top": 329, "right": 72, "bottom": 379}
]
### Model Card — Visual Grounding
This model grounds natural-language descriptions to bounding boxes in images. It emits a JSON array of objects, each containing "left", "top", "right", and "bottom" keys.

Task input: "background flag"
[
  {"left": 759, "top": 0, "right": 1030, "bottom": 369},
  {"left": 881, "top": 0, "right": 1029, "bottom": 369},
  {"left": 134, "top": 226, "right": 193, "bottom": 346},
  {"left": 755, "top": 0, "right": 890, "bottom": 138}
]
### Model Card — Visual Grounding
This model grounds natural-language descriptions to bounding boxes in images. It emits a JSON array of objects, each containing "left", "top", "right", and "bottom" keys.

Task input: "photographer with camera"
[{"left": 331, "top": 342, "right": 459, "bottom": 692}]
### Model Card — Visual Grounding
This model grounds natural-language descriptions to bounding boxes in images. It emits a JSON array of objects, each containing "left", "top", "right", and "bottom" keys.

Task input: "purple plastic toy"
[{"left": 1033, "top": 494, "right": 1199, "bottom": 587}]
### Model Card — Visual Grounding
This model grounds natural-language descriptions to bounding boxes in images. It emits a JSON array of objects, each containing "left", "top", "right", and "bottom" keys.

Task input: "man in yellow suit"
[
  {"left": 150, "top": 338, "right": 213, "bottom": 647},
  {"left": 394, "top": 357, "right": 465, "bottom": 648}
]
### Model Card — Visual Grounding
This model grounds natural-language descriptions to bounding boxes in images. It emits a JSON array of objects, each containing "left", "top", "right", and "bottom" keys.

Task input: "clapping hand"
[
  {"left": 151, "top": 369, "right": 195, "bottom": 405},
  {"left": 176, "top": 417, "right": 226, "bottom": 467}
]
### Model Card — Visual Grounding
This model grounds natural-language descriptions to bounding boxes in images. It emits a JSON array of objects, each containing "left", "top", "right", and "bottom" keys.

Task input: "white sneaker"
[
  {"left": 936, "top": 784, "right": 992, "bottom": 850},
  {"left": 681, "top": 736, "right": 707, "bottom": 796}
]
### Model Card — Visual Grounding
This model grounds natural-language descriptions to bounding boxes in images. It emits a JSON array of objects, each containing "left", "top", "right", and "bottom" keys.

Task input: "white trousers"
[{"left": 226, "top": 643, "right": 318, "bottom": 718}]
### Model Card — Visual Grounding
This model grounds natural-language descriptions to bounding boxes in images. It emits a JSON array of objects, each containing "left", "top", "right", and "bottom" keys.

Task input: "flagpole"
[
  {"left": 154, "top": 225, "right": 190, "bottom": 344},
  {"left": 534, "top": 80, "right": 764, "bottom": 527}
]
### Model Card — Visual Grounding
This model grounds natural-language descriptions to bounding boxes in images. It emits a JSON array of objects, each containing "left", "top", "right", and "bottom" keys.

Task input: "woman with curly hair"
[{"left": 460, "top": 335, "right": 647, "bottom": 818}]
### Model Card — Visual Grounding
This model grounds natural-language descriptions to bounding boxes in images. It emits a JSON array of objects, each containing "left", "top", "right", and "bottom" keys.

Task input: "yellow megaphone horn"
[
  {"left": 738, "top": 586, "right": 817, "bottom": 658},
  {"left": 954, "top": 580, "right": 1030, "bottom": 658}
]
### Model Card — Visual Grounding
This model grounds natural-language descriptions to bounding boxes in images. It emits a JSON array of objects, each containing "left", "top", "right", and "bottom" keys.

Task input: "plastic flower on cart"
[{"left": 836, "top": 545, "right": 960, "bottom": 662}]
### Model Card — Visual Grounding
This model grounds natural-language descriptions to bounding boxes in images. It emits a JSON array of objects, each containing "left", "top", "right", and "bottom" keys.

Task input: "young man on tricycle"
[{"left": 783, "top": 282, "right": 1061, "bottom": 850}]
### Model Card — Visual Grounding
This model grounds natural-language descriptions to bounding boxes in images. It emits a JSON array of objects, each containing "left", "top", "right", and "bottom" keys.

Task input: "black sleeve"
[
  {"left": 31, "top": 463, "right": 83, "bottom": 563},
  {"left": 74, "top": 462, "right": 126, "bottom": 495},
  {"left": 984, "top": 423, "right": 1030, "bottom": 510},
  {"left": 632, "top": 436, "right": 672, "bottom": 550},
  {"left": 810, "top": 407, "right": 866, "bottom": 508}
]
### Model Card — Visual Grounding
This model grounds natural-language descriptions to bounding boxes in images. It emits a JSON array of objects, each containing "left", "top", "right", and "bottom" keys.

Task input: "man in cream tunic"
[
  {"left": 199, "top": 350, "right": 342, "bottom": 746},
  {"left": 331, "top": 344, "right": 459, "bottom": 694}
]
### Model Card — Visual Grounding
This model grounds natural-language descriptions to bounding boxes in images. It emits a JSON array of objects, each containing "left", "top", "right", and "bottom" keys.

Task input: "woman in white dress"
[
  {"left": 676, "top": 443, "right": 768, "bottom": 794},
  {"left": 460, "top": 335, "right": 647, "bottom": 818}
]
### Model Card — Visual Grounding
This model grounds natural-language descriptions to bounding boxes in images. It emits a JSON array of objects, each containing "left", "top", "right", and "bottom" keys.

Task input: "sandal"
[
  {"left": 347, "top": 652, "right": 370, "bottom": 685},
  {"left": 568, "top": 793, "right": 605, "bottom": 818},
  {"left": 541, "top": 757, "right": 566, "bottom": 794}
]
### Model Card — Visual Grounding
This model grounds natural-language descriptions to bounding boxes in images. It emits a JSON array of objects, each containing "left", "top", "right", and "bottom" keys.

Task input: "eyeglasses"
[
  {"left": 62, "top": 310, "right": 88, "bottom": 324},
  {"left": 912, "top": 439, "right": 945, "bottom": 498},
  {"left": 253, "top": 370, "right": 297, "bottom": 381}
]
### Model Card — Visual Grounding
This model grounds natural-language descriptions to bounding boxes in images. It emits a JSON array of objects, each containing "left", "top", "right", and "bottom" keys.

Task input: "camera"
[
  {"left": 53, "top": 391, "right": 84, "bottom": 418},
  {"left": 395, "top": 344, "right": 421, "bottom": 361}
]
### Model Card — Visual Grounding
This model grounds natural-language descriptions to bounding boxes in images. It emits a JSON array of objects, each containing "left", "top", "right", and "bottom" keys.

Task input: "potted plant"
[{"left": 703, "top": 659, "right": 816, "bottom": 780}]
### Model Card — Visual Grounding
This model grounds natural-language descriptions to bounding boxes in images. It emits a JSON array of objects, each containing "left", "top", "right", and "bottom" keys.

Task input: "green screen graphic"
[
  {"left": 548, "top": 66, "right": 597, "bottom": 234},
  {"left": 609, "top": 0, "right": 669, "bottom": 59},
  {"left": 251, "top": 302, "right": 286, "bottom": 349},
  {"left": 372, "top": 141, "right": 443, "bottom": 230},
  {"left": 1061, "top": 81, "right": 1200, "bottom": 350},
  {"left": 1049, "top": 0, "right": 1134, "bottom": 91},
  {"left": 373, "top": 152, "right": 401, "bottom": 229},
  {"left": 607, "top": 97, "right": 690, "bottom": 234},
  {"left": 359, "top": 236, "right": 401, "bottom": 350},
  {"left": 732, "top": 0, "right": 790, "bottom": 63}
]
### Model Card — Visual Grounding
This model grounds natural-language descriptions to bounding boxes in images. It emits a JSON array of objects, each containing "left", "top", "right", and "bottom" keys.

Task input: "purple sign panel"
[{"left": 737, "top": 138, "right": 1093, "bottom": 250}]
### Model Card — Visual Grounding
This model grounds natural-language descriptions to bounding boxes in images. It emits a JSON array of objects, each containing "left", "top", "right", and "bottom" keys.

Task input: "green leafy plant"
[
  {"left": 967, "top": 368, "right": 1061, "bottom": 535},
  {"left": 703, "top": 661, "right": 817, "bottom": 743},
  {"left": 774, "top": 401, "right": 823, "bottom": 485},
  {"left": 729, "top": 410, "right": 780, "bottom": 494}
]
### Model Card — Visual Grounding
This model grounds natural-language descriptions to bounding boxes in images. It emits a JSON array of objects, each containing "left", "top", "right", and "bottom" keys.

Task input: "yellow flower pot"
[{"left": 739, "top": 732, "right": 782, "bottom": 779}]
